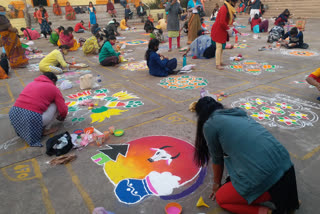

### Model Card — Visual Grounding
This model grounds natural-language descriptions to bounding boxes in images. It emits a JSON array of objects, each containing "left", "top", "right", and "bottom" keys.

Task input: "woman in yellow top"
[
  {"left": 39, "top": 45, "right": 80, "bottom": 74},
  {"left": 120, "top": 17, "right": 131, "bottom": 30},
  {"left": 83, "top": 33, "right": 103, "bottom": 55},
  {"left": 156, "top": 18, "right": 167, "bottom": 30}
]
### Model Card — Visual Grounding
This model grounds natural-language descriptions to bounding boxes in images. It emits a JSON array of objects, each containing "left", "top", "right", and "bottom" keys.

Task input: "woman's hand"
[{"left": 209, "top": 183, "right": 221, "bottom": 201}]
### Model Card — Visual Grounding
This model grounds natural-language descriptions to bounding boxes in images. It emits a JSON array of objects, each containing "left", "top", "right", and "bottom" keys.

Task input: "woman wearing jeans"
[{"left": 211, "top": 0, "right": 237, "bottom": 70}]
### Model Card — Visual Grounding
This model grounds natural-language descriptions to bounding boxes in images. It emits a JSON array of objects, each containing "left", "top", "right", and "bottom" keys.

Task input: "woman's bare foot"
[
  {"left": 43, "top": 127, "right": 59, "bottom": 136},
  {"left": 216, "top": 65, "right": 224, "bottom": 70}
]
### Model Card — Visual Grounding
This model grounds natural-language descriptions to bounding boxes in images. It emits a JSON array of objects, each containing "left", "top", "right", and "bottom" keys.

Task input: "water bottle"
[
  {"left": 96, "top": 75, "right": 102, "bottom": 83},
  {"left": 72, "top": 57, "right": 76, "bottom": 65},
  {"left": 183, "top": 55, "right": 187, "bottom": 67}
]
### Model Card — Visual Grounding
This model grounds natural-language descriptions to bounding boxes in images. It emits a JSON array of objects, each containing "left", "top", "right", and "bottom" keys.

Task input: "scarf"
[{"left": 224, "top": 1, "right": 236, "bottom": 25}]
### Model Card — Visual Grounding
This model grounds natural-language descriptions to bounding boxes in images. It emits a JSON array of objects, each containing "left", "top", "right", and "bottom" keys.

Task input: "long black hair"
[
  {"left": 145, "top": 39, "right": 159, "bottom": 61},
  {"left": 39, "top": 5, "right": 47, "bottom": 13},
  {"left": 281, "top": 9, "right": 290, "bottom": 17},
  {"left": 99, "top": 35, "right": 116, "bottom": 53},
  {"left": 42, "top": 72, "right": 58, "bottom": 84},
  {"left": 194, "top": 96, "right": 224, "bottom": 167}
]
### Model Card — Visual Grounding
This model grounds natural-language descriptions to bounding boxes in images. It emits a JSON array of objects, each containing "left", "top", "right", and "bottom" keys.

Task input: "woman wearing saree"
[
  {"left": 53, "top": 0, "right": 62, "bottom": 16},
  {"left": 50, "top": 26, "right": 64, "bottom": 45},
  {"left": 0, "top": 5, "right": 28, "bottom": 68},
  {"left": 65, "top": 2, "right": 76, "bottom": 20},
  {"left": 88, "top": 2, "right": 97, "bottom": 26},
  {"left": 57, "top": 27, "right": 79, "bottom": 51},
  {"left": 187, "top": 0, "right": 202, "bottom": 44},
  {"left": 36, "top": 6, "right": 52, "bottom": 39}
]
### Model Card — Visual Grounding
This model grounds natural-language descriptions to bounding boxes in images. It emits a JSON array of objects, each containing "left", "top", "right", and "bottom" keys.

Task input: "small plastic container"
[
  {"left": 96, "top": 75, "right": 102, "bottom": 83},
  {"left": 165, "top": 202, "right": 182, "bottom": 214},
  {"left": 84, "top": 127, "right": 94, "bottom": 134}
]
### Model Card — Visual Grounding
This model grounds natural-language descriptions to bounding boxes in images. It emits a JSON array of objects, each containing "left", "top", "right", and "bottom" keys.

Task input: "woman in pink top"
[
  {"left": 20, "top": 27, "right": 41, "bottom": 40},
  {"left": 9, "top": 72, "right": 68, "bottom": 147},
  {"left": 58, "top": 27, "right": 75, "bottom": 48}
]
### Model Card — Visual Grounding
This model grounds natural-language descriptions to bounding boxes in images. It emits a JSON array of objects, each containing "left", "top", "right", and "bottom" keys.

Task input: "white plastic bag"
[{"left": 80, "top": 74, "right": 93, "bottom": 90}]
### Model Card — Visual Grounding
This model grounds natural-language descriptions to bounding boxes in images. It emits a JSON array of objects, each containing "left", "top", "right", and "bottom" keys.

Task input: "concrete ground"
[{"left": 1, "top": 17, "right": 320, "bottom": 214}]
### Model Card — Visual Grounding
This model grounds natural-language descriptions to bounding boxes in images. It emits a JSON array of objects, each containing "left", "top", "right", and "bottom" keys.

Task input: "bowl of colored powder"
[{"left": 165, "top": 202, "right": 182, "bottom": 214}]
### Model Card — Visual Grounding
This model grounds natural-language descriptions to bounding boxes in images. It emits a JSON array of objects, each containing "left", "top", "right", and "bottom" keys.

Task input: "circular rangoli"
[
  {"left": 234, "top": 43, "right": 249, "bottom": 48},
  {"left": 120, "top": 40, "right": 148, "bottom": 46},
  {"left": 289, "top": 50, "right": 316, "bottom": 56},
  {"left": 119, "top": 60, "right": 148, "bottom": 71},
  {"left": 228, "top": 60, "right": 281, "bottom": 75},
  {"left": 159, "top": 75, "right": 208, "bottom": 90}
]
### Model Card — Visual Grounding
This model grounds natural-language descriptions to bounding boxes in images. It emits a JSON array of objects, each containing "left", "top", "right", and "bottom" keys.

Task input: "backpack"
[{"left": 46, "top": 132, "right": 73, "bottom": 156}]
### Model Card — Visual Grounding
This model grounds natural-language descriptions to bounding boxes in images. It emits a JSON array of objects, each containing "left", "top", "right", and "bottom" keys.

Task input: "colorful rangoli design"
[
  {"left": 27, "top": 63, "right": 40, "bottom": 72},
  {"left": 228, "top": 60, "right": 281, "bottom": 75},
  {"left": 231, "top": 94, "right": 319, "bottom": 129},
  {"left": 234, "top": 43, "right": 249, "bottom": 48},
  {"left": 64, "top": 88, "right": 144, "bottom": 125},
  {"left": 159, "top": 75, "right": 208, "bottom": 90},
  {"left": 119, "top": 61, "right": 148, "bottom": 71},
  {"left": 91, "top": 136, "right": 205, "bottom": 204},
  {"left": 289, "top": 51, "right": 316, "bottom": 56},
  {"left": 281, "top": 50, "right": 319, "bottom": 57},
  {"left": 120, "top": 40, "right": 148, "bottom": 46},
  {"left": 26, "top": 53, "right": 46, "bottom": 59}
]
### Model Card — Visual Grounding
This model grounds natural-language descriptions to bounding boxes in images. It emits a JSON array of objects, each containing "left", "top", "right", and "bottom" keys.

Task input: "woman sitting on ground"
[
  {"left": 275, "top": 9, "right": 290, "bottom": 26},
  {"left": 9, "top": 72, "right": 68, "bottom": 147},
  {"left": 106, "top": 0, "right": 117, "bottom": 17},
  {"left": 120, "top": 17, "right": 131, "bottom": 31},
  {"left": 194, "top": 96, "right": 300, "bottom": 214},
  {"left": 65, "top": 2, "right": 76, "bottom": 20},
  {"left": 53, "top": 0, "right": 62, "bottom": 16},
  {"left": 267, "top": 22, "right": 285, "bottom": 43},
  {"left": 39, "top": 45, "right": 80, "bottom": 74},
  {"left": 99, "top": 35, "right": 121, "bottom": 66},
  {"left": 21, "top": 27, "right": 41, "bottom": 40},
  {"left": 0, "top": 5, "right": 28, "bottom": 68},
  {"left": 83, "top": 33, "right": 103, "bottom": 55},
  {"left": 145, "top": 26, "right": 164, "bottom": 42},
  {"left": 280, "top": 27, "right": 308, "bottom": 49},
  {"left": 145, "top": 39, "right": 177, "bottom": 77},
  {"left": 183, "top": 30, "right": 214, "bottom": 59},
  {"left": 251, "top": 14, "right": 269, "bottom": 33},
  {"left": 58, "top": 27, "right": 79, "bottom": 51},
  {"left": 50, "top": 26, "right": 64, "bottom": 45}
]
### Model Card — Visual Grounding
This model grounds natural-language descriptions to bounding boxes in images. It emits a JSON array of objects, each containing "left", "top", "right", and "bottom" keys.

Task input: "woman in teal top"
[
  {"left": 194, "top": 96, "right": 299, "bottom": 214},
  {"left": 99, "top": 35, "right": 120, "bottom": 66}
]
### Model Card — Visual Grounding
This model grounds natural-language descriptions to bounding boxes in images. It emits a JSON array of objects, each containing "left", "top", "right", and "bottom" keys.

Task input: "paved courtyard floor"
[{"left": 1, "top": 17, "right": 320, "bottom": 214}]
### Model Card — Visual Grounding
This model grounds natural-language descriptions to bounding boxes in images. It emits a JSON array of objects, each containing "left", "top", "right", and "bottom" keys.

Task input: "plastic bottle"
[
  {"left": 183, "top": 55, "right": 187, "bottom": 67},
  {"left": 76, "top": 135, "right": 82, "bottom": 145},
  {"left": 96, "top": 75, "right": 102, "bottom": 83},
  {"left": 235, "top": 34, "right": 238, "bottom": 43},
  {"left": 72, "top": 57, "right": 76, "bottom": 65}
]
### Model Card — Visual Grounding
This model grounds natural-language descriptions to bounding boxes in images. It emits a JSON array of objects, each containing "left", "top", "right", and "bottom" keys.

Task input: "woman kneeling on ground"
[
  {"left": 83, "top": 33, "right": 103, "bottom": 55},
  {"left": 39, "top": 45, "right": 81, "bottom": 74},
  {"left": 99, "top": 35, "right": 121, "bottom": 66},
  {"left": 145, "top": 39, "right": 177, "bottom": 77},
  {"left": 58, "top": 27, "right": 80, "bottom": 51},
  {"left": 9, "top": 72, "right": 68, "bottom": 147},
  {"left": 194, "top": 96, "right": 300, "bottom": 214}
]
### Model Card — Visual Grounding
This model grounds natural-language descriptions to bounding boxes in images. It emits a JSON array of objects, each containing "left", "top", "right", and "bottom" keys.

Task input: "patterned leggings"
[{"left": 49, "top": 65, "right": 63, "bottom": 74}]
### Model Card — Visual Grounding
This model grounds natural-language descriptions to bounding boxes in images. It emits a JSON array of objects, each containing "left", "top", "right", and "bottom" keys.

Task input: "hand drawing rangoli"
[
  {"left": 281, "top": 50, "right": 319, "bottom": 57},
  {"left": 234, "top": 43, "right": 249, "bottom": 48},
  {"left": 231, "top": 94, "right": 319, "bottom": 129},
  {"left": 119, "top": 60, "right": 148, "bottom": 71},
  {"left": 120, "top": 40, "right": 148, "bottom": 46},
  {"left": 91, "top": 136, "right": 205, "bottom": 204},
  {"left": 64, "top": 88, "right": 144, "bottom": 125},
  {"left": 291, "top": 75, "right": 315, "bottom": 88},
  {"left": 228, "top": 60, "right": 282, "bottom": 75},
  {"left": 159, "top": 75, "right": 208, "bottom": 90}
]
